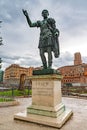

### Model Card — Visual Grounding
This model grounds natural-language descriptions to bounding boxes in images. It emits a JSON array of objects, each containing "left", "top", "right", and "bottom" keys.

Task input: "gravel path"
[{"left": 0, "top": 97, "right": 87, "bottom": 130}]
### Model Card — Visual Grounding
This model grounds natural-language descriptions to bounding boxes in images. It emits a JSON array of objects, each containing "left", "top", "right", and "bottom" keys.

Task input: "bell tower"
[{"left": 74, "top": 52, "right": 82, "bottom": 65}]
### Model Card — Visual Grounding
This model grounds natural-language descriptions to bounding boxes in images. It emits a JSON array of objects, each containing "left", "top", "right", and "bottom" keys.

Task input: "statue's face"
[{"left": 42, "top": 10, "right": 49, "bottom": 18}]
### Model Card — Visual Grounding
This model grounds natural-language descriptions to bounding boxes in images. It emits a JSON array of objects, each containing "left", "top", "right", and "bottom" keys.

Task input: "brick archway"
[{"left": 18, "top": 74, "right": 26, "bottom": 90}]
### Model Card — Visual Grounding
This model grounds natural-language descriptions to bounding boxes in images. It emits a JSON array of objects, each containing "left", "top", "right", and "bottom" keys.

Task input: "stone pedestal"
[{"left": 14, "top": 74, "right": 73, "bottom": 128}]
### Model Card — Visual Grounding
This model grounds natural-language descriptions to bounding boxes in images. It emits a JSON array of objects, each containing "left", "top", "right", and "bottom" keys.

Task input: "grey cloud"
[
  {"left": 0, "top": 50, "right": 41, "bottom": 69},
  {"left": 54, "top": 52, "right": 73, "bottom": 68},
  {"left": 54, "top": 52, "right": 87, "bottom": 69},
  {"left": 83, "top": 56, "right": 87, "bottom": 64},
  {"left": 0, "top": 0, "right": 87, "bottom": 70}
]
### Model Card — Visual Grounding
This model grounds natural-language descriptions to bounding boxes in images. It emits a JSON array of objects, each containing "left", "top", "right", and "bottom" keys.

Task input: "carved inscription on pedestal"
[{"left": 32, "top": 80, "right": 53, "bottom": 96}]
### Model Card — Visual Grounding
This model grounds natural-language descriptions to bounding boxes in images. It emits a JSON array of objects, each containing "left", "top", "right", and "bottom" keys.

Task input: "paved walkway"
[{"left": 0, "top": 97, "right": 87, "bottom": 130}]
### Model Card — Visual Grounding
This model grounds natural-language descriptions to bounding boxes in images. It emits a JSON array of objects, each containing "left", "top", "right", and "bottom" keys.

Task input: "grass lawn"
[
  {"left": 0, "top": 98, "right": 14, "bottom": 102},
  {"left": 0, "top": 89, "right": 32, "bottom": 97}
]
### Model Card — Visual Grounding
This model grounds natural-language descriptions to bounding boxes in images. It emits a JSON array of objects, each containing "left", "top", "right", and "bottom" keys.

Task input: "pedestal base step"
[{"left": 14, "top": 108, "right": 73, "bottom": 128}]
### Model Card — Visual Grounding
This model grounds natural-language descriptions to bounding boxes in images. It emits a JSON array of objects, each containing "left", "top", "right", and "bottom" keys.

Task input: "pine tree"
[
  {"left": 0, "top": 21, "right": 3, "bottom": 69},
  {"left": 0, "top": 21, "right": 3, "bottom": 45}
]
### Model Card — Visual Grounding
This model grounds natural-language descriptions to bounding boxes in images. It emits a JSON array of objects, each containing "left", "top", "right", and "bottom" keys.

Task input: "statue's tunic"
[{"left": 32, "top": 18, "right": 60, "bottom": 57}]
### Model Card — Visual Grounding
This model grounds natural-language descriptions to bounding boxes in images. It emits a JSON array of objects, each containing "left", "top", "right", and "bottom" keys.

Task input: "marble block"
[{"left": 14, "top": 74, "right": 73, "bottom": 128}]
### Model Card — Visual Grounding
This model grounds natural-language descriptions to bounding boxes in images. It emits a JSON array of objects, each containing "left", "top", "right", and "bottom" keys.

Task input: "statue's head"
[{"left": 42, "top": 9, "right": 49, "bottom": 18}]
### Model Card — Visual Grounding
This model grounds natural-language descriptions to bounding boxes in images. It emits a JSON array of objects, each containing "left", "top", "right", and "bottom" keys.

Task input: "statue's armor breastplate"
[{"left": 40, "top": 20, "right": 52, "bottom": 40}]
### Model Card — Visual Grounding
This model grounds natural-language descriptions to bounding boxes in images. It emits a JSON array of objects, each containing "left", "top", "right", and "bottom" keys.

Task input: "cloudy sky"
[{"left": 0, "top": 0, "right": 87, "bottom": 70}]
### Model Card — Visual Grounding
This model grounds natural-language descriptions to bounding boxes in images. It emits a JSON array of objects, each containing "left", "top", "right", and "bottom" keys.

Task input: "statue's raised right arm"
[{"left": 22, "top": 9, "right": 38, "bottom": 27}]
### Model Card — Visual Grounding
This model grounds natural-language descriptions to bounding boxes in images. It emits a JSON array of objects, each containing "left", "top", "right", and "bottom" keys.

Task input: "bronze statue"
[{"left": 22, "top": 9, "right": 60, "bottom": 69}]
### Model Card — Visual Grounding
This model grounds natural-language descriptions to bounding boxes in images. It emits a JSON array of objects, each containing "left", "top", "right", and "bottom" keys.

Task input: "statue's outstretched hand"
[{"left": 22, "top": 9, "right": 28, "bottom": 17}]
